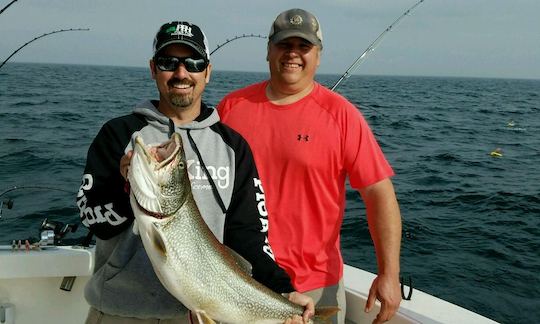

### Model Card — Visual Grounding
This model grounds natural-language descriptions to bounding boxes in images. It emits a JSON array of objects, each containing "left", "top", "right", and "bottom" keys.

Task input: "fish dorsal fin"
[
  {"left": 194, "top": 310, "right": 217, "bottom": 324},
  {"left": 225, "top": 246, "right": 252, "bottom": 276}
]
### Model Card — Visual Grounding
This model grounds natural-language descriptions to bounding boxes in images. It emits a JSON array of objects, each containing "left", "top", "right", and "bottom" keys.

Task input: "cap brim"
[{"left": 270, "top": 30, "right": 321, "bottom": 47}]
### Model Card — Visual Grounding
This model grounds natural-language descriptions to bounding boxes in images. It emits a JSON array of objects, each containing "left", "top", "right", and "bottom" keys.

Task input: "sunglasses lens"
[
  {"left": 155, "top": 57, "right": 177, "bottom": 71},
  {"left": 155, "top": 56, "right": 207, "bottom": 73},
  {"left": 184, "top": 58, "right": 208, "bottom": 73}
]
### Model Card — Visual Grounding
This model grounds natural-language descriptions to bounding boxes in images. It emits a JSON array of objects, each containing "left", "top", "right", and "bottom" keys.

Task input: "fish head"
[{"left": 128, "top": 132, "right": 190, "bottom": 218}]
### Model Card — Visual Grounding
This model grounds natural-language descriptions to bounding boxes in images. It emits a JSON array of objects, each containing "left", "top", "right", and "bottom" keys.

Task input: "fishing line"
[
  {"left": 331, "top": 0, "right": 426, "bottom": 91},
  {"left": 0, "top": 28, "right": 90, "bottom": 70}
]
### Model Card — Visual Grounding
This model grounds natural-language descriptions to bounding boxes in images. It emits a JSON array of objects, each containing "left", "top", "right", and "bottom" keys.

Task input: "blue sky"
[{"left": 1, "top": 0, "right": 539, "bottom": 79}]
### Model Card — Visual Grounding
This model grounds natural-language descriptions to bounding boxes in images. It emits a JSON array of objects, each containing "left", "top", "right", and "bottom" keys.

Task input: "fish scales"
[
  {"left": 128, "top": 133, "right": 337, "bottom": 323},
  {"left": 157, "top": 198, "right": 301, "bottom": 322}
]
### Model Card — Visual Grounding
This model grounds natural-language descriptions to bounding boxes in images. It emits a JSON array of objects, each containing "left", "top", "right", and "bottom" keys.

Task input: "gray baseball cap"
[{"left": 268, "top": 8, "right": 323, "bottom": 48}]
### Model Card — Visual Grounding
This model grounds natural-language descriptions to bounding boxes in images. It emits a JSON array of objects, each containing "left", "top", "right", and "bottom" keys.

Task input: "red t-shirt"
[{"left": 218, "top": 81, "right": 394, "bottom": 292}]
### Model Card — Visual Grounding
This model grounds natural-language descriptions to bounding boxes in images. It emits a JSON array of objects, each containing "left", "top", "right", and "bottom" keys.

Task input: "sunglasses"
[{"left": 154, "top": 55, "right": 208, "bottom": 73}]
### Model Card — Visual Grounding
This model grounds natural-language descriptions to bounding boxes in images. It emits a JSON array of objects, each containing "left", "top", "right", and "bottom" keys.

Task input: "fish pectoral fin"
[
  {"left": 150, "top": 222, "right": 167, "bottom": 258},
  {"left": 131, "top": 219, "right": 139, "bottom": 235},
  {"left": 313, "top": 306, "right": 341, "bottom": 323},
  {"left": 194, "top": 310, "right": 217, "bottom": 324},
  {"left": 225, "top": 246, "right": 252, "bottom": 276}
]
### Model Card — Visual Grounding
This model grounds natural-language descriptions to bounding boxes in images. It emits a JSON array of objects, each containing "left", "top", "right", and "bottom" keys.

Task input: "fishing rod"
[
  {"left": 331, "top": 0, "right": 426, "bottom": 91},
  {"left": 210, "top": 33, "right": 266, "bottom": 56},
  {"left": 0, "top": 185, "right": 73, "bottom": 198},
  {"left": 0, "top": 185, "right": 73, "bottom": 219},
  {"left": 0, "top": 28, "right": 90, "bottom": 70},
  {"left": 0, "top": 0, "right": 19, "bottom": 16}
]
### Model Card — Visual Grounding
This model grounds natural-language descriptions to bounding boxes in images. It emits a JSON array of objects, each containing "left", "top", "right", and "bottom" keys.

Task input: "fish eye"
[{"left": 178, "top": 161, "right": 185, "bottom": 169}]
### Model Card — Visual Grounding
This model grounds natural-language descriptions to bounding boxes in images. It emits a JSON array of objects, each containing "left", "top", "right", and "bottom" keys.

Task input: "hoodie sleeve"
[
  {"left": 220, "top": 125, "right": 295, "bottom": 293},
  {"left": 76, "top": 115, "right": 145, "bottom": 240}
]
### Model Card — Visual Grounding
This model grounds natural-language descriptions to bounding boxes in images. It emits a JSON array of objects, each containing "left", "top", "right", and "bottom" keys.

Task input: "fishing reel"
[{"left": 39, "top": 218, "right": 79, "bottom": 246}]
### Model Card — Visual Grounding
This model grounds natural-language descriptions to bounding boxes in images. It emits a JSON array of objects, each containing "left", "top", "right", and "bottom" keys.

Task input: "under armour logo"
[{"left": 297, "top": 134, "right": 309, "bottom": 142}]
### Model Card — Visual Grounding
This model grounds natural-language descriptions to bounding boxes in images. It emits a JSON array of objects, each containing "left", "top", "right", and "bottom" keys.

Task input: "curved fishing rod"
[
  {"left": 0, "top": 0, "right": 19, "bottom": 16},
  {"left": 0, "top": 28, "right": 90, "bottom": 70},
  {"left": 210, "top": 33, "right": 266, "bottom": 56},
  {"left": 331, "top": 0, "right": 425, "bottom": 91},
  {"left": 0, "top": 185, "right": 73, "bottom": 219},
  {"left": 0, "top": 185, "right": 73, "bottom": 198}
]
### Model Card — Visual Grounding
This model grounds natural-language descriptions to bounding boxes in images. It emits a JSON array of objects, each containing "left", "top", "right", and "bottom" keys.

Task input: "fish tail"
[{"left": 312, "top": 306, "right": 341, "bottom": 323}]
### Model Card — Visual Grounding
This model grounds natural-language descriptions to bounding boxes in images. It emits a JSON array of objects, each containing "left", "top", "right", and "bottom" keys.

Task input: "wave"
[{"left": 10, "top": 100, "right": 52, "bottom": 107}]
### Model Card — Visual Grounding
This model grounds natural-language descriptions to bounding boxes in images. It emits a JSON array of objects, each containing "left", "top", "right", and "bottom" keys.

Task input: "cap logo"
[
  {"left": 170, "top": 24, "right": 193, "bottom": 37},
  {"left": 289, "top": 15, "right": 303, "bottom": 25}
]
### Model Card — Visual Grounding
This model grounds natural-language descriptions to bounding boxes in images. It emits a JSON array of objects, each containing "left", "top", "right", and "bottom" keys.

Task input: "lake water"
[{"left": 1, "top": 63, "right": 539, "bottom": 323}]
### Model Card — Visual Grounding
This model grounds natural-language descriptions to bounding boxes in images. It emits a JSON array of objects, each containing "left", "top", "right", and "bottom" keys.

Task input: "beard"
[
  {"left": 168, "top": 78, "right": 195, "bottom": 108},
  {"left": 170, "top": 93, "right": 192, "bottom": 108}
]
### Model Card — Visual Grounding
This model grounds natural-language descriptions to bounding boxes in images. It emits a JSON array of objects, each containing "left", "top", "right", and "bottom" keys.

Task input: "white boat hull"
[
  {"left": 0, "top": 246, "right": 498, "bottom": 324},
  {"left": 343, "top": 265, "right": 498, "bottom": 323},
  {"left": 0, "top": 246, "right": 92, "bottom": 324}
]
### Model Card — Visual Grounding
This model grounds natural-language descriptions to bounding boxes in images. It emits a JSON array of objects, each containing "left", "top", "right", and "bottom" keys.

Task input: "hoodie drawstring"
[
  {"left": 168, "top": 119, "right": 175, "bottom": 138},
  {"left": 186, "top": 129, "right": 227, "bottom": 214}
]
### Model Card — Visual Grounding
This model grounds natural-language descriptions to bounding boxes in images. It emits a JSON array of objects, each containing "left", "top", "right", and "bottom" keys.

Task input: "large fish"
[{"left": 127, "top": 133, "right": 338, "bottom": 324}]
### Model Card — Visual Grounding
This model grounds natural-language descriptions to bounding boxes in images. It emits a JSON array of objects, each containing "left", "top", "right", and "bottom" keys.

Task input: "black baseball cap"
[
  {"left": 268, "top": 9, "right": 323, "bottom": 48},
  {"left": 153, "top": 21, "right": 210, "bottom": 61}
]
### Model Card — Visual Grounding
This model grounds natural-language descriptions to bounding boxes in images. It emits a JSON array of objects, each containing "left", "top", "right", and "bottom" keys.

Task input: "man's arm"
[
  {"left": 360, "top": 178, "right": 402, "bottom": 323},
  {"left": 77, "top": 121, "right": 135, "bottom": 239}
]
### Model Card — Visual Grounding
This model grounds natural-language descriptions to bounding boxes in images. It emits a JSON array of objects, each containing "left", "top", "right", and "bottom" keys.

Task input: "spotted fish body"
[{"left": 127, "top": 133, "right": 336, "bottom": 323}]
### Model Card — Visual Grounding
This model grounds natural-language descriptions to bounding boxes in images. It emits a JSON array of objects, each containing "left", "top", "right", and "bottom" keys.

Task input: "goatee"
[{"left": 170, "top": 94, "right": 192, "bottom": 108}]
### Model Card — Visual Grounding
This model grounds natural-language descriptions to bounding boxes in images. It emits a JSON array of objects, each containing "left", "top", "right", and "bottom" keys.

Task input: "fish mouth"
[
  {"left": 139, "top": 134, "right": 182, "bottom": 170},
  {"left": 128, "top": 133, "right": 186, "bottom": 216}
]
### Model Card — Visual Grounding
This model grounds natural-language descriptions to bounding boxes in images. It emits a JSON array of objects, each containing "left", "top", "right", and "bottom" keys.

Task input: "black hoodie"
[{"left": 77, "top": 100, "right": 293, "bottom": 318}]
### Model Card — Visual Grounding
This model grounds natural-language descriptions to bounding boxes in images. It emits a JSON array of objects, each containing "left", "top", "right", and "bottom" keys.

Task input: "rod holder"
[
  {"left": 0, "top": 303, "right": 15, "bottom": 324},
  {"left": 60, "top": 276, "right": 77, "bottom": 291}
]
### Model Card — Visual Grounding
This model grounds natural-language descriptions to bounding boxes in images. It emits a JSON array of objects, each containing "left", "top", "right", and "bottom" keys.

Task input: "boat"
[
  {"left": 343, "top": 265, "right": 498, "bottom": 323},
  {"left": 0, "top": 219, "right": 498, "bottom": 324},
  {"left": 0, "top": 244, "right": 91, "bottom": 324}
]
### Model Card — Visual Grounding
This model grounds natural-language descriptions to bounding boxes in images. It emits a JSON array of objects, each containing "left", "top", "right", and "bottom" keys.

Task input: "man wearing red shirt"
[{"left": 218, "top": 8, "right": 403, "bottom": 324}]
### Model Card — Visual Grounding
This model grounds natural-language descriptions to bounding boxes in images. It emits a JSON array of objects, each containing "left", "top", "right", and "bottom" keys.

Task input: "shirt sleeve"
[
  {"left": 216, "top": 95, "right": 232, "bottom": 121},
  {"left": 342, "top": 101, "right": 394, "bottom": 189},
  {"left": 76, "top": 119, "right": 135, "bottom": 240},
  {"left": 221, "top": 126, "right": 295, "bottom": 293}
]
